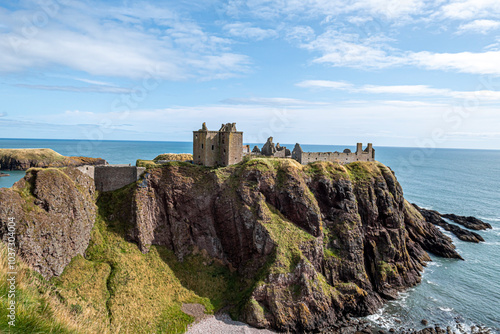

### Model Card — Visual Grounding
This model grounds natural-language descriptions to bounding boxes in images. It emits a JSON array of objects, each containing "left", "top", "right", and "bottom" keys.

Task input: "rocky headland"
[
  {"left": 0, "top": 158, "right": 491, "bottom": 333},
  {"left": 0, "top": 148, "right": 106, "bottom": 170}
]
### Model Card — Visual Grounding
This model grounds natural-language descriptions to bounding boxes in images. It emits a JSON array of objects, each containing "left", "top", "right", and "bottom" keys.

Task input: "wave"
[
  {"left": 478, "top": 216, "right": 500, "bottom": 222},
  {"left": 439, "top": 307, "right": 453, "bottom": 312},
  {"left": 483, "top": 241, "right": 500, "bottom": 246}
]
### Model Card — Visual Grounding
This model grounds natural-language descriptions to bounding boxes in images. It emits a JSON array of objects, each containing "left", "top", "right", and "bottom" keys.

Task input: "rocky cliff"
[
  {"left": 129, "top": 159, "right": 460, "bottom": 332},
  {"left": 0, "top": 168, "right": 97, "bottom": 279},
  {"left": 0, "top": 148, "right": 106, "bottom": 170},
  {"left": 0, "top": 158, "right": 468, "bottom": 333}
]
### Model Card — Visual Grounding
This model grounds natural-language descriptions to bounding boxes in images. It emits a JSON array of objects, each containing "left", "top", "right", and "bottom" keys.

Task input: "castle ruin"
[
  {"left": 192, "top": 122, "right": 375, "bottom": 166},
  {"left": 193, "top": 122, "right": 244, "bottom": 167},
  {"left": 292, "top": 142, "right": 374, "bottom": 164}
]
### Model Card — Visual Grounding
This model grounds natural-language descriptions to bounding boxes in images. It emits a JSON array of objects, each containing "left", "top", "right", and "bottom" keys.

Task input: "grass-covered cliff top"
[
  {"left": 0, "top": 148, "right": 106, "bottom": 170},
  {"left": 136, "top": 153, "right": 193, "bottom": 168},
  {"left": 0, "top": 148, "right": 66, "bottom": 162}
]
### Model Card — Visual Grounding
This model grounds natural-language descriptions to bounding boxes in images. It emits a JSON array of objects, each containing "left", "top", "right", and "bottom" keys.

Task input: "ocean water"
[{"left": 1, "top": 139, "right": 499, "bottom": 332}]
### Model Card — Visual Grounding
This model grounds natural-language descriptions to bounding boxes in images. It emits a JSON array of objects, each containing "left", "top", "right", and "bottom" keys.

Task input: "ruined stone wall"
[
  {"left": 193, "top": 124, "right": 243, "bottom": 167},
  {"left": 220, "top": 131, "right": 243, "bottom": 166},
  {"left": 274, "top": 150, "right": 287, "bottom": 158},
  {"left": 299, "top": 152, "right": 373, "bottom": 164},
  {"left": 193, "top": 131, "right": 219, "bottom": 166},
  {"left": 76, "top": 165, "right": 95, "bottom": 179},
  {"left": 294, "top": 143, "right": 375, "bottom": 165},
  {"left": 94, "top": 165, "right": 146, "bottom": 192}
]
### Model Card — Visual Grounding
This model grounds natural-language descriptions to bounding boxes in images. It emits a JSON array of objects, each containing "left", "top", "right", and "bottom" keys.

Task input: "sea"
[{"left": 1, "top": 138, "right": 499, "bottom": 332}]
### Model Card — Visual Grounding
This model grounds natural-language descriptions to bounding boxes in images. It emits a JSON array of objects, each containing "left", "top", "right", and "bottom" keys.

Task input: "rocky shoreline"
[
  {"left": 413, "top": 205, "right": 491, "bottom": 244},
  {"left": 185, "top": 313, "right": 495, "bottom": 334}
]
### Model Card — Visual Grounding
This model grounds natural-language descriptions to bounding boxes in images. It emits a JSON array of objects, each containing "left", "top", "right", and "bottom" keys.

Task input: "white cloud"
[
  {"left": 303, "top": 30, "right": 404, "bottom": 69},
  {"left": 440, "top": 0, "right": 500, "bottom": 20},
  {"left": 224, "top": 0, "right": 428, "bottom": 21},
  {"left": 223, "top": 22, "right": 277, "bottom": 40},
  {"left": 285, "top": 26, "right": 315, "bottom": 43},
  {"left": 409, "top": 50, "right": 500, "bottom": 75},
  {"left": 0, "top": 1, "right": 250, "bottom": 80},
  {"left": 297, "top": 80, "right": 500, "bottom": 101},
  {"left": 220, "top": 97, "right": 327, "bottom": 106},
  {"left": 457, "top": 19, "right": 500, "bottom": 34},
  {"left": 22, "top": 99, "right": 497, "bottom": 149},
  {"left": 299, "top": 27, "right": 500, "bottom": 75},
  {"left": 296, "top": 80, "right": 354, "bottom": 90},
  {"left": 15, "top": 84, "right": 135, "bottom": 94}
]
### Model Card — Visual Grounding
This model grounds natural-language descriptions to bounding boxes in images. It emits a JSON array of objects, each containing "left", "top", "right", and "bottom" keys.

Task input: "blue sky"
[{"left": 1, "top": 0, "right": 500, "bottom": 148}]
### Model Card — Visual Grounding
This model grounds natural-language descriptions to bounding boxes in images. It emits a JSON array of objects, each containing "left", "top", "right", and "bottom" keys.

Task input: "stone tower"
[{"left": 193, "top": 122, "right": 243, "bottom": 167}]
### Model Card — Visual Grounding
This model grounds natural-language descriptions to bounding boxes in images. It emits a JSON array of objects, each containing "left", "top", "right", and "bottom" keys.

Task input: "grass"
[
  {"left": 345, "top": 161, "right": 379, "bottom": 183},
  {"left": 0, "top": 148, "right": 66, "bottom": 162},
  {"left": 261, "top": 203, "right": 315, "bottom": 275},
  {"left": 50, "top": 180, "right": 243, "bottom": 333},
  {"left": 152, "top": 153, "right": 193, "bottom": 162},
  {"left": 0, "top": 243, "right": 110, "bottom": 334},
  {"left": 0, "top": 148, "right": 104, "bottom": 169},
  {"left": 135, "top": 159, "right": 159, "bottom": 168},
  {"left": 303, "top": 161, "right": 349, "bottom": 181},
  {"left": 377, "top": 261, "right": 398, "bottom": 281}
]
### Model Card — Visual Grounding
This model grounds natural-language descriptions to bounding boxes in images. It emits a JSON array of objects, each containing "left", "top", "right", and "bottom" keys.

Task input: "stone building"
[
  {"left": 193, "top": 122, "right": 244, "bottom": 167},
  {"left": 292, "top": 143, "right": 374, "bottom": 165}
]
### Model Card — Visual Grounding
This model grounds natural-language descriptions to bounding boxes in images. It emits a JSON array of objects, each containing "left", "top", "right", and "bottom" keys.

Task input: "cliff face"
[
  {"left": 0, "top": 148, "right": 106, "bottom": 170},
  {"left": 129, "top": 159, "right": 460, "bottom": 332},
  {"left": 0, "top": 168, "right": 97, "bottom": 279}
]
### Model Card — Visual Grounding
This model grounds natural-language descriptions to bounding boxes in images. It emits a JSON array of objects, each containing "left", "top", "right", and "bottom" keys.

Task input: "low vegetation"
[
  {"left": 0, "top": 148, "right": 105, "bottom": 170},
  {"left": 0, "top": 243, "right": 109, "bottom": 334},
  {"left": 0, "top": 148, "right": 66, "bottom": 162},
  {"left": 152, "top": 153, "right": 193, "bottom": 162}
]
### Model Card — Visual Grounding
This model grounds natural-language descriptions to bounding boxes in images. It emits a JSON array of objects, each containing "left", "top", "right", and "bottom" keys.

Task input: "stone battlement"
[{"left": 292, "top": 142, "right": 375, "bottom": 164}]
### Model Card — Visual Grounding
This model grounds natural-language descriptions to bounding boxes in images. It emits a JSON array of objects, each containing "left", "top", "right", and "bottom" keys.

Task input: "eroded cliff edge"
[
  {"left": 0, "top": 168, "right": 97, "bottom": 278},
  {"left": 0, "top": 159, "right": 464, "bottom": 333},
  {"left": 129, "top": 159, "right": 460, "bottom": 332}
]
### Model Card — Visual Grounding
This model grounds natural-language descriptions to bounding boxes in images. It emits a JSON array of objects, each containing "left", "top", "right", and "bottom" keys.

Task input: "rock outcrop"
[
  {"left": 0, "top": 148, "right": 106, "bottom": 170},
  {"left": 414, "top": 205, "right": 485, "bottom": 243},
  {"left": 441, "top": 213, "right": 492, "bottom": 230},
  {"left": 0, "top": 168, "right": 97, "bottom": 279},
  {"left": 128, "top": 159, "right": 461, "bottom": 332}
]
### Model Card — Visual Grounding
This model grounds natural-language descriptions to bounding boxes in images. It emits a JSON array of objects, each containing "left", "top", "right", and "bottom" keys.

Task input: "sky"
[{"left": 0, "top": 0, "right": 500, "bottom": 149}]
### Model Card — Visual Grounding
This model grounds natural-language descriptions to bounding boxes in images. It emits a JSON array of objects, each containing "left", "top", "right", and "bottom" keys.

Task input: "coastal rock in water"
[
  {"left": 0, "top": 168, "right": 96, "bottom": 279},
  {"left": 441, "top": 213, "right": 492, "bottom": 230},
  {"left": 413, "top": 205, "right": 485, "bottom": 243}
]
